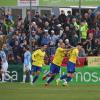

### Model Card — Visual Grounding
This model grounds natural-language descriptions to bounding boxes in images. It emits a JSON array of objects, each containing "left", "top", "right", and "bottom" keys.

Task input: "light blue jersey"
[
  {"left": 24, "top": 51, "right": 31, "bottom": 66},
  {"left": 0, "top": 50, "right": 7, "bottom": 62}
]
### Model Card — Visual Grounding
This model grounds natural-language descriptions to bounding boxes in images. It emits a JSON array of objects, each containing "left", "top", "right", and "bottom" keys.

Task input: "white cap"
[
  {"left": 51, "top": 30, "right": 54, "bottom": 33},
  {"left": 44, "top": 30, "right": 48, "bottom": 33},
  {"left": 65, "top": 39, "right": 69, "bottom": 43},
  {"left": 57, "top": 24, "right": 61, "bottom": 27}
]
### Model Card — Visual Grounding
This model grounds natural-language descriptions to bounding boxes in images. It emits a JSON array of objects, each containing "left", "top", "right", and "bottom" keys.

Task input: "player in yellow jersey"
[
  {"left": 42, "top": 43, "right": 66, "bottom": 86},
  {"left": 56, "top": 43, "right": 82, "bottom": 86},
  {"left": 31, "top": 44, "right": 48, "bottom": 84}
]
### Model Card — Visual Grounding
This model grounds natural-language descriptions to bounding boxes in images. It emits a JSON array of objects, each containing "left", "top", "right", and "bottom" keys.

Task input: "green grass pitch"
[
  {"left": 40, "top": 0, "right": 100, "bottom": 6},
  {"left": 0, "top": 0, "right": 100, "bottom": 6},
  {"left": 0, "top": 0, "right": 17, "bottom": 6},
  {"left": 0, "top": 83, "right": 100, "bottom": 100}
]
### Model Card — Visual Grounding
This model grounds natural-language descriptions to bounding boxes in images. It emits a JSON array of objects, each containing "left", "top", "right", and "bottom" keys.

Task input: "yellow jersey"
[
  {"left": 53, "top": 47, "right": 66, "bottom": 66},
  {"left": 69, "top": 48, "right": 79, "bottom": 63},
  {"left": 32, "top": 49, "right": 46, "bottom": 67}
]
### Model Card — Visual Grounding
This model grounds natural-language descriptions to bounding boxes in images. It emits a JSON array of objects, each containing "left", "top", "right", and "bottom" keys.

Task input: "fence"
[{"left": 0, "top": 6, "right": 96, "bottom": 20}]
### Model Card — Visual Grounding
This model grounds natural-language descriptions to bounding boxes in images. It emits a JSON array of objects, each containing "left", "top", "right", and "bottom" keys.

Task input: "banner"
[
  {"left": 4, "top": 64, "right": 100, "bottom": 84},
  {"left": 18, "top": 0, "right": 39, "bottom": 6},
  {"left": 43, "top": 66, "right": 100, "bottom": 84},
  {"left": 88, "top": 57, "right": 100, "bottom": 67},
  {"left": 6, "top": 64, "right": 23, "bottom": 82},
  {"left": 64, "top": 67, "right": 100, "bottom": 84}
]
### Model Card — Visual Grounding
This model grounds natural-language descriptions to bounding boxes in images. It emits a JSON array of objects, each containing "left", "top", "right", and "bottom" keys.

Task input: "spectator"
[
  {"left": 86, "top": 33, "right": 95, "bottom": 55},
  {"left": 92, "top": 38, "right": 100, "bottom": 56},
  {"left": 32, "top": 39, "right": 38, "bottom": 51},
  {"left": 0, "top": 8, "right": 99, "bottom": 64},
  {"left": 94, "top": 26, "right": 100, "bottom": 38},
  {"left": 12, "top": 41, "right": 21, "bottom": 64},
  {"left": 8, "top": 27, "right": 14, "bottom": 36},
  {"left": 80, "top": 20, "right": 88, "bottom": 42},
  {"left": 64, "top": 39, "right": 72, "bottom": 49},
  {"left": 58, "top": 39, "right": 63, "bottom": 47},
  {"left": 3, "top": 15, "right": 14, "bottom": 34},
  {"left": 49, "top": 30, "right": 59, "bottom": 55},
  {"left": 79, "top": 48, "right": 86, "bottom": 57},
  {"left": 44, "top": 21, "right": 50, "bottom": 30},
  {"left": 83, "top": 13, "right": 93, "bottom": 29},
  {"left": 58, "top": 10, "right": 66, "bottom": 24},
  {"left": 71, "top": 31, "right": 79, "bottom": 47},
  {"left": 31, "top": 30, "right": 39, "bottom": 41},
  {"left": 41, "top": 30, "right": 50, "bottom": 45},
  {"left": 64, "top": 26, "right": 72, "bottom": 41},
  {"left": 24, "top": 11, "right": 31, "bottom": 32},
  {"left": 0, "top": 26, "right": 3, "bottom": 35}
]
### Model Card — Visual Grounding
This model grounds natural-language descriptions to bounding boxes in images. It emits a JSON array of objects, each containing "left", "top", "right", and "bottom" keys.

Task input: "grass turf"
[
  {"left": 0, "top": 0, "right": 17, "bottom": 6},
  {"left": 0, "top": 82, "right": 100, "bottom": 100},
  {"left": 0, "top": 0, "right": 100, "bottom": 6},
  {"left": 40, "top": 0, "right": 100, "bottom": 6}
]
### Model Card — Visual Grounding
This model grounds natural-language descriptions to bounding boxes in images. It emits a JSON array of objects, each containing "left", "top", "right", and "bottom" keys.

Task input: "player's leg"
[
  {"left": 23, "top": 65, "right": 26, "bottom": 83},
  {"left": 45, "top": 74, "right": 56, "bottom": 86},
  {"left": 1, "top": 62, "right": 8, "bottom": 82},
  {"left": 28, "top": 64, "right": 33, "bottom": 84},
  {"left": 44, "top": 63, "right": 56, "bottom": 85},
  {"left": 33, "top": 71, "right": 40, "bottom": 83},
  {"left": 62, "top": 73, "right": 74, "bottom": 86},
  {"left": 29, "top": 70, "right": 33, "bottom": 84},
  {"left": 56, "top": 61, "right": 75, "bottom": 86},
  {"left": 42, "top": 73, "right": 53, "bottom": 80},
  {"left": 45, "top": 64, "right": 60, "bottom": 86},
  {"left": 62, "top": 62, "right": 75, "bottom": 86},
  {"left": 1, "top": 71, "right": 5, "bottom": 82},
  {"left": 23, "top": 64, "right": 29, "bottom": 83},
  {"left": 23, "top": 70, "right": 28, "bottom": 83},
  {"left": 33, "top": 66, "right": 41, "bottom": 83},
  {"left": 42, "top": 63, "right": 54, "bottom": 80},
  {"left": 31, "top": 65, "right": 36, "bottom": 83},
  {"left": 23, "top": 64, "right": 32, "bottom": 83}
]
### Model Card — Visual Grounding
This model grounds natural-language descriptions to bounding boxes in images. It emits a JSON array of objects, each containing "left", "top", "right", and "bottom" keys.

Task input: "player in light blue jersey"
[
  {"left": 0, "top": 44, "right": 8, "bottom": 82},
  {"left": 23, "top": 45, "right": 32, "bottom": 83}
]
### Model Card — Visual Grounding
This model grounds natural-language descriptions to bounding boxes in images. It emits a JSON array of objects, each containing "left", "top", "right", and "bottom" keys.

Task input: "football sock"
[
  {"left": 23, "top": 75, "right": 26, "bottom": 83},
  {"left": 47, "top": 76, "right": 55, "bottom": 84},
  {"left": 30, "top": 75, "right": 33, "bottom": 83},
  {"left": 2, "top": 73, "right": 5, "bottom": 82},
  {"left": 60, "top": 74, "right": 67, "bottom": 80},
  {"left": 33, "top": 75, "right": 39, "bottom": 83},
  {"left": 66, "top": 76, "right": 72, "bottom": 82}
]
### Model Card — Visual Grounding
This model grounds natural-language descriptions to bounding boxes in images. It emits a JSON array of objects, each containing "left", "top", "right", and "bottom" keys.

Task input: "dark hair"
[
  {"left": 77, "top": 42, "right": 82, "bottom": 46},
  {"left": 41, "top": 44, "right": 48, "bottom": 47},
  {"left": 23, "top": 45, "right": 29, "bottom": 50},
  {"left": 67, "top": 11, "right": 71, "bottom": 14}
]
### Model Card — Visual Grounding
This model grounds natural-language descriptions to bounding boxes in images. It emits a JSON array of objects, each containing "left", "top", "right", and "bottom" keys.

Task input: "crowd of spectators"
[{"left": 0, "top": 9, "right": 100, "bottom": 64}]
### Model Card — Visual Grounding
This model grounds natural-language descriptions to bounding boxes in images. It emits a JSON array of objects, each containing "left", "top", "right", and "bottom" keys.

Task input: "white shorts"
[
  {"left": 1, "top": 61, "right": 8, "bottom": 72},
  {"left": 23, "top": 63, "right": 31, "bottom": 72}
]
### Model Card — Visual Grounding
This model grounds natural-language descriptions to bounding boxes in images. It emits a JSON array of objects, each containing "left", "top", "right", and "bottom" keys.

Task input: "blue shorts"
[
  {"left": 31, "top": 65, "right": 42, "bottom": 72},
  {"left": 50, "top": 63, "right": 60, "bottom": 74},
  {"left": 67, "top": 61, "right": 75, "bottom": 73}
]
